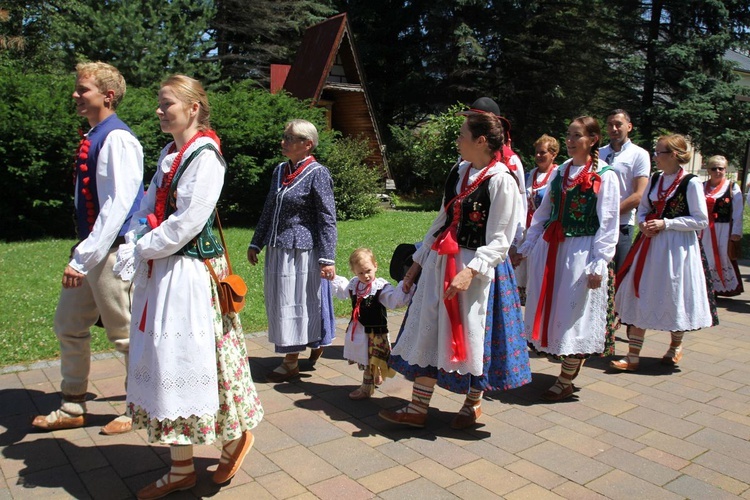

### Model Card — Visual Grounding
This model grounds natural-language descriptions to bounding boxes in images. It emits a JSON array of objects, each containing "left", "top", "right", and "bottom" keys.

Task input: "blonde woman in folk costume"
[
  {"left": 519, "top": 116, "right": 620, "bottom": 401},
  {"left": 700, "top": 155, "right": 744, "bottom": 297},
  {"left": 612, "top": 134, "right": 717, "bottom": 372},
  {"left": 120, "top": 75, "right": 263, "bottom": 499}
]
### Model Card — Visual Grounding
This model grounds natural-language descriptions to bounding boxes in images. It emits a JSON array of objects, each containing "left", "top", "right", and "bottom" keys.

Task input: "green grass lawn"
[{"left": 0, "top": 210, "right": 437, "bottom": 367}]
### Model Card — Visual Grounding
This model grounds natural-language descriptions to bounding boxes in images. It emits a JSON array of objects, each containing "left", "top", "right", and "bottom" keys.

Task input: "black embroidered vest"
[
  {"left": 646, "top": 172, "right": 695, "bottom": 219},
  {"left": 709, "top": 182, "right": 733, "bottom": 223},
  {"left": 350, "top": 288, "right": 388, "bottom": 334},
  {"left": 434, "top": 165, "right": 495, "bottom": 250}
]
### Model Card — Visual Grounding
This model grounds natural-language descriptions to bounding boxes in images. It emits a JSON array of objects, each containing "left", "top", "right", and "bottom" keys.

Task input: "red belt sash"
[
  {"left": 431, "top": 225, "right": 467, "bottom": 362},
  {"left": 615, "top": 213, "right": 656, "bottom": 298},
  {"left": 531, "top": 220, "right": 565, "bottom": 347},
  {"left": 705, "top": 198, "right": 725, "bottom": 286}
]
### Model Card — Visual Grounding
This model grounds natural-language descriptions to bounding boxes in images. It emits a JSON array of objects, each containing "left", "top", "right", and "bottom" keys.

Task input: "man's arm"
[{"left": 619, "top": 176, "right": 648, "bottom": 215}]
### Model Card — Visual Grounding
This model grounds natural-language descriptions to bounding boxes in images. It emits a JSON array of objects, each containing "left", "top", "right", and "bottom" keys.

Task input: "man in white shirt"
[
  {"left": 32, "top": 62, "right": 144, "bottom": 434},
  {"left": 599, "top": 109, "right": 651, "bottom": 272}
]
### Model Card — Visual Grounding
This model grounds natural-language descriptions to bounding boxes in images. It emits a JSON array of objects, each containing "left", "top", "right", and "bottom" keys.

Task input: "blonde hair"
[
  {"left": 75, "top": 62, "right": 126, "bottom": 109},
  {"left": 706, "top": 155, "right": 728, "bottom": 170},
  {"left": 285, "top": 119, "right": 319, "bottom": 150},
  {"left": 161, "top": 75, "right": 211, "bottom": 131},
  {"left": 533, "top": 134, "right": 560, "bottom": 156},
  {"left": 349, "top": 248, "right": 377, "bottom": 271},
  {"left": 657, "top": 134, "right": 692, "bottom": 164}
]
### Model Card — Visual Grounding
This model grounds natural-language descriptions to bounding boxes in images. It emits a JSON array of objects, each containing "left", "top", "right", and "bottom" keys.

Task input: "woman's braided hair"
[{"left": 572, "top": 115, "right": 601, "bottom": 168}]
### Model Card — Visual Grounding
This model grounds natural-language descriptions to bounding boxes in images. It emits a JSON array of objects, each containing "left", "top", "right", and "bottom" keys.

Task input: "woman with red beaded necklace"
[
  {"left": 379, "top": 111, "right": 531, "bottom": 430},
  {"left": 612, "top": 134, "right": 716, "bottom": 372},
  {"left": 519, "top": 116, "right": 620, "bottom": 401},
  {"left": 123, "top": 75, "right": 263, "bottom": 500},
  {"left": 513, "top": 134, "right": 560, "bottom": 305},
  {"left": 247, "top": 119, "right": 337, "bottom": 383},
  {"left": 699, "top": 155, "right": 744, "bottom": 297}
]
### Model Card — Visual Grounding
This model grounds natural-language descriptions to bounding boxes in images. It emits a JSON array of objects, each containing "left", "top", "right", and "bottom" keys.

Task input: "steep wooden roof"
[{"left": 282, "top": 13, "right": 389, "bottom": 174}]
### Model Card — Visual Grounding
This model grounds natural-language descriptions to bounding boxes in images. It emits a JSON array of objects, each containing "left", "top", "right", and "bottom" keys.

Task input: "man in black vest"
[{"left": 32, "top": 62, "right": 144, "bottom": 434}]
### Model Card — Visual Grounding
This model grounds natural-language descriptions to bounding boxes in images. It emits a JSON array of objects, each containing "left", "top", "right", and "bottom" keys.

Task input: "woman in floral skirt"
[{"left": 118, "top": 75, "right": 263, "bottom": 499}]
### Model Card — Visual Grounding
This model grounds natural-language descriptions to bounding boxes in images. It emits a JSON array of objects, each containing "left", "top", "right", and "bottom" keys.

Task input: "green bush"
[
  {"left": 209, "top": 83, "right": 332, "bottom": 226},
  {"left": 0, "top": 64, "right": 333, "bottom": 240},
  {"left": 0, "top": 61, "right": 80, "bottom": 240},
  {"left": 388, "top": 104, "right": 465, "bottom": 199},
  {"left": 322, "top": 135, "right": 382, "bottom": 221}
]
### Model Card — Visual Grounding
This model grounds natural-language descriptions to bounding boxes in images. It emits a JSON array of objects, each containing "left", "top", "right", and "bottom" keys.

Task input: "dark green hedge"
[{"left": 1, "top": 63, "right": 380, "bottom": 240}]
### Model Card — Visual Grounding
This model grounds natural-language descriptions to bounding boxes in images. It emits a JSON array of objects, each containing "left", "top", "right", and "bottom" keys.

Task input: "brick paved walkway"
[{"left": 2, "top": 262, "right": 750, "bottom": 499}]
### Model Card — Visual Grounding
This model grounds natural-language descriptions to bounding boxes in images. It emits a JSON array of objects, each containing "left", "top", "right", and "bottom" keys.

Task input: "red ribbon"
[
  {"left": 431, "top": 225, "right": 467, "bottom": 362},
  {"left": 349, "top": 281, "right": 372, "bottom": 340},
  {"left": 705, "top": 198, "right": 725, "bottom": 286},
  {"left": 531, "top": 220, "right": 565, "bottom": 347},
  {"left": 429, "top": 160, "right": 496, "bottom": 362}
]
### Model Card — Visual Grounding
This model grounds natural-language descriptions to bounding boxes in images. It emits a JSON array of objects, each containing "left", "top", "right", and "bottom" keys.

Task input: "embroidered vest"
[
  {"left": 350, "top": 288, "right": 388, "bottom": 334},
  {"left": 545, "top": 165, "right": 612, "bottom": 237},
  {"left": 646, "top": 172, "right": 695, "bottom": 219},
  {"left": 165, "top": 144, "right": 225, "bottom": 259},
  {"left": 709, "top": 183, "right": 733, "bottom": 223},
  {"left": 75, "top": 114, "right": 144, "bottom": 239},
  {"left": 434, "top": 166, "right": 495, "bottom": 250}
]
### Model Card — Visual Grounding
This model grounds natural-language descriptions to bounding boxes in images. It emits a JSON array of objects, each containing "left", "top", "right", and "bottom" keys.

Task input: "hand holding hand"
[
  {"left": 320, "top": 264, "right": 336, "bottom": 280},
  {"left": 509, "top": 246, "right": 524, "bottom": 267},
  {"left": 586, "top": 273, "right": 603, "bottom": 289},
  {"left": 402, "top": 262, "right": 422, "bottom": 293}
]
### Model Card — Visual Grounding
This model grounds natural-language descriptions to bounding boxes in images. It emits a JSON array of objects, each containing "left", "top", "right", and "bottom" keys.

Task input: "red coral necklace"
[
  {"left": 283, "top": 156, "right": 316, "bottom": 186},
  {"left": 562, "top": 159, "right": 593, "bottom": 191},
  {"left": 151, "top": 131, "right": 207, "bottom": 228},
  {"left": 532, "top": 165, "right": 556, "bottom": 190}
]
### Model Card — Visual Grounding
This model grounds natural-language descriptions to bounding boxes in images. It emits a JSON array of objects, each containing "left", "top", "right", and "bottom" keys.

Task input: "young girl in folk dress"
[
  {"left": 612, "top": 135, "right": 716, "bottom": 371},
  {"left": 519, "top": 116, "right": 620, "bottom": 401},
  {"left": 119, "top": 75, "right": 263, "bottom": 499},
  {"left": 331, "top": 248, "right": 414, "bottom": 400}
]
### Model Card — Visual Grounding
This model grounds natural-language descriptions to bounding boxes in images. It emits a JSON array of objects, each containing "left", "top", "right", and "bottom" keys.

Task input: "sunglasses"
[
  {"left": 709, "top": 167, "right": 725, "bottom": 172},
  {"left": 282, "top": 134, "right": 306, "bottom": 142},
  {"left": 653, "top": 150, "right": 671, "bottom": 156}
]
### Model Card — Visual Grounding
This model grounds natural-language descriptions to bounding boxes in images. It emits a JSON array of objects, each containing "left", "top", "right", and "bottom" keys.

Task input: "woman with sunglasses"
[
  {"left": 247, "top": 119, "right": 337, "bottom": 382},
  {"left": 700, "top": 155, "right": 744, "bottom": 297},
  {"left": 612, "top": 134, "right": 716, "bottom": 372}
]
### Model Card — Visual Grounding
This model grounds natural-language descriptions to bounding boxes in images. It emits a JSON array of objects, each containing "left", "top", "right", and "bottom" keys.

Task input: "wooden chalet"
[{"left": 271, "top": 13, "right": 391, "bottom": 179}]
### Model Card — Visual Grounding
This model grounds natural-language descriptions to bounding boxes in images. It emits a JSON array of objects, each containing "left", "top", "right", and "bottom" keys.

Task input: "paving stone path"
[{"left": 2, "top": 262, "right": 750, "bottom": 499}]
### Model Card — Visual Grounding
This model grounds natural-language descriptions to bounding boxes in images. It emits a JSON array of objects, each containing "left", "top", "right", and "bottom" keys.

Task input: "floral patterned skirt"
[
  {"left": 389, "top": 260, "right": 532, "bottom": 394},
  {"left": 129, "top": 255, "right": 264, "bottom": 445}
]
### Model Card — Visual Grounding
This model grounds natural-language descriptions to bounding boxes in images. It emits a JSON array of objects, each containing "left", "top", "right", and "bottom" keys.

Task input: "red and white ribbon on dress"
[{"left": 431, "top": 157, "right": 497, "bottom": 362}]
